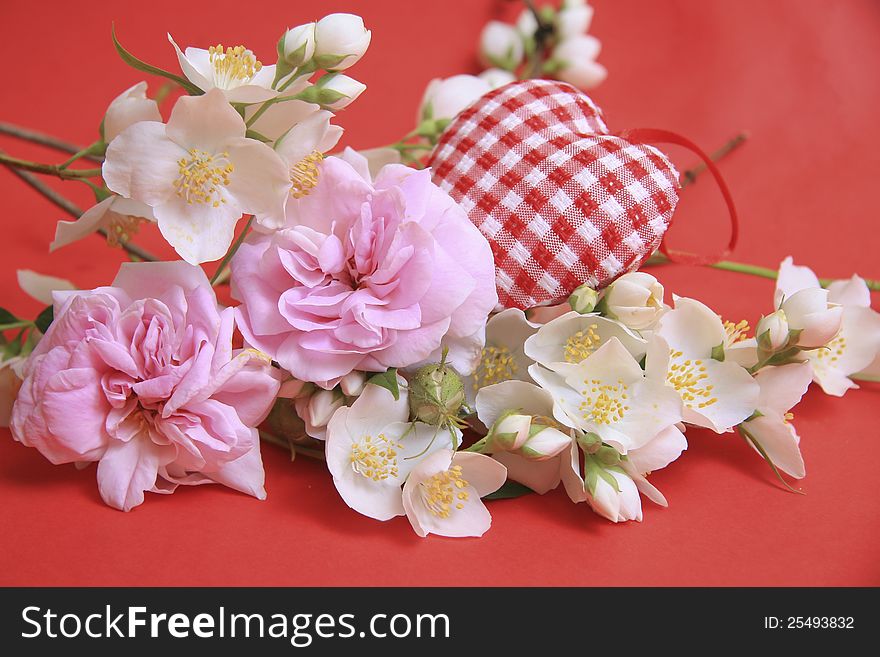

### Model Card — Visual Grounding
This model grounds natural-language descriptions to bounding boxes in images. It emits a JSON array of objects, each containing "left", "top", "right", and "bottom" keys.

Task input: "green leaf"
[
  {"left": 367, "top": 368, "right": 400, "bottom": 400},
  {"left": 245, "top": 129, "right": 272, "bottom": 143},
  {"left": 0, "top": 308, "right": 19, "bottom": 326},
  {"left": 313, "top": 52, "right": 354, "bottom": 70},
  {"left": 112, "top": 25, "right": 203, "bottom": 96},
  {"left": 483, "top": 480, "right": 533, "bottom": 501},
  {"left": 34, "top": 305, "right": 53, "bottom": 334},
  {"left": 711, "top": 342, "right": 726, "bottom": 362}
]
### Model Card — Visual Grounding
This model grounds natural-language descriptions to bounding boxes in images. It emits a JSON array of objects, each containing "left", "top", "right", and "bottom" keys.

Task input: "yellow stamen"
[
  {"left": 420, "top": 465, "right": 470, "bottom": 518},
  {"left": 350, "top": 433, "right": 401, "bottom": 482},
  {"left": 579, "top": 377, "right": 630, "bottom": 425},
  {"left": 174, "top": 148, "right": 233, "bottom": 206},
  {"left": 208, "top": 44, "right": 263, "bottom": 86},
  {"left": 106, "top": 214, "right": 142, "bottom": 248},
  {"left": 290, "top": 151, "right": 323, "bottom": 198},
  {"left": 564, "top": 324, "right": 601, "bottom": 363},
  {"left": 473, "top": 343, "right": 517, "bottom": 390},
  {"left": 816, "top": 335, "right": 847, "bottom": 365},
  {"left": 723, "top": 318, "right": 751, "bottom": 344},
  {"left": 666, "top": 350, "right": 718, "bottom": 409}
]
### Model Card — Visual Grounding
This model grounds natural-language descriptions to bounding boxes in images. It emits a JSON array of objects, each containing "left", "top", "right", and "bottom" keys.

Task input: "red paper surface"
[{"left": 1, "top": 0, "right": 878, "bottom": 586}]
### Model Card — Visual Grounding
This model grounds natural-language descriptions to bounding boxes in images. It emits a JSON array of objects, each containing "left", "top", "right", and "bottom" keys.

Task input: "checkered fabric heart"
[{"left": 429, "top": 79, "right": 680, "bottom": 310}]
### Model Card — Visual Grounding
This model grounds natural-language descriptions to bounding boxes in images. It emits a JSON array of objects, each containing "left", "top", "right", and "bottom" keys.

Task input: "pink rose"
[
  {"left": 230, "top": 149, "right": 497, "bottom": 385},
  {"left": 10, "top": 262, "right": 281, "bottom": 511}
]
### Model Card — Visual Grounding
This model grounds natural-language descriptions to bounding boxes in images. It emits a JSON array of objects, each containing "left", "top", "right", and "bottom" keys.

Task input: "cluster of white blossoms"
[
  {"left": 52, "top": 14, "right": 372, "bottom": 265},
  {"left": 415, "top": 0, "right": 605, "bottom": 145},
  {"left": 317, "top": 256, "right": 879, "bottom": 533}
]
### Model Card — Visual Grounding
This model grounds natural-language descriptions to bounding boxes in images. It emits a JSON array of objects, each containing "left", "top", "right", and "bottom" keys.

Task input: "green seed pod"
[{"left": 408, "top": 361, "right": 465, "bottom": 426}]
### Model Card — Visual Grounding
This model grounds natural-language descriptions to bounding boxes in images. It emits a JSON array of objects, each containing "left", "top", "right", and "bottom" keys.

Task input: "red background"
[{"left": 1, "top": 0, "right": 878, "bottom": 586}]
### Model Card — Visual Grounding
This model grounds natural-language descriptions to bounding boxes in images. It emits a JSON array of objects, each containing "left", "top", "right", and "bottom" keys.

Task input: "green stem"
[
  {"left": 58, "top": 142, "right": 104, "bottom": 170},
  {"left": 644, "top": 252, "right": 880, "bottom": 291},
  {"left": 0, "top": 121, "right": 104, "bottom": 162},
  {"left": 0, "top": 153, "right": 102, "bottom": 180},
  {"left": 210, "top": 217, "right": 253, "bottom": 285},
  {"left": 1, "top": 153, "right": 158, "bottom": 262},
  {"left": 852, "top": 373, "right": 880, "bottom": 383}
]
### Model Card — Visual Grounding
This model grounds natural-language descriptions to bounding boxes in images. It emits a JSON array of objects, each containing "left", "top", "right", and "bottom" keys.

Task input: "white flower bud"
[
  {"left": 308, "top": 389, "right": 344, "bottom": 428},
  {"left": 519, "top": 426, "right": 571, "bottom": 460},
  {"left": 516, "top": 8, "right": 539, "bottom": 38},
  {"left": 479, "top": 68, "right": 516, "bottom": 90},
  {"left": 490, "top": 412, "right": 532, "bottom": 451},
  {"left": 556, "top": 2, "right": 594, "bottom": 40},
  {"left": 103, "top": 82, "right": 161, "bottom": 143},
  {"left": 314, "top": 13, "right": 371, "bottom": 71},
  {"left": 552, "top": 35, "right": 606, "bottom": 90},
  {"left": 281, "top": 23, "right": 316, "bottom": 68},
  {"left": 569, "top": 284, "right": 599, "bottom": 314},
  {"left": 756, "top": 310, "right": 790, "bottom": 351},
  {"left": 340, "top": 371, "right": 366, "bottom": 397},
  {"left": 779, "top": 288, "right": 843, "bottom": 349},
  {"left": 418, "top": 74, "right": 491, "bottom": 123},
  {"left": 479, "top": 21, "right": 524, "bottom": 71},
  {"left": 602, "top": 272, "right": 665, "bottom": 330},
  {"left": 316, "top": 73, "right": 366, "bottom": 109}
]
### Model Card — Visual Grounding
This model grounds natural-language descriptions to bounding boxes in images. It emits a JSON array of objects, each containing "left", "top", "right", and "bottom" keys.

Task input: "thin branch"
[
  {"left": 1, "top": 157, "right": 157, "bottom": 262},
  {"left": 0, "top": 152, "right": 102, "bottom": 180},
  {"left": 679, "top": 131, "right": 748, "bottom": 189},
  {"left": 0, "top": 121, "right": 103, "bottom": 162}
]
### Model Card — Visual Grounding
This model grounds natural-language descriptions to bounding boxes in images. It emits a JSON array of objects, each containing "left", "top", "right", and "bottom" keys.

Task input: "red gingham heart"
[{"left": 428, "top": 79, "right": 680, "bottom": 310}]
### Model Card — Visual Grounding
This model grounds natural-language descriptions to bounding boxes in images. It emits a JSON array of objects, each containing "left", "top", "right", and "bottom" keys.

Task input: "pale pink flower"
[
  {"left": 230, "top": 151, "right": 497, "bottom": 385},
  {"left": 402, "top": 450, "right": 506, "bottom": 538},
  {"left": 10, "top": 262, "right": 281, "bottom": 511},
  {"left": 103, "top": 81, "right": 162, "bottom": 143}
]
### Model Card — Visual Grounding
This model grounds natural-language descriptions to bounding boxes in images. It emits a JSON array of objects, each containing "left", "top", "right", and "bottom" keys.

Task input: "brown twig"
[
  {"left": 0, "top": 156, "right": 157, "bottom": 262},
  {"left": 679, "top": 131, "right": 748, "bottom": 189},
  {"left": 0, "top": 121, "right": 104, "bottom": 162}
]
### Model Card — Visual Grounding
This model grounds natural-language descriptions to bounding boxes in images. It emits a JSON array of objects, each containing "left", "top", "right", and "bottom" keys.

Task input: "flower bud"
[
  {"left": 312, "top": 72, "right": 366, "bottom": 109},
  {"left": 489, "top": 411, "right": 532, "bottom": 451},
  {"left": 479, "top": 21, "right": 524, "bottom": 71},
  {"left": 281, "top": 23, "right": 316, "bottom": 68},
  {"left": 408, "top": 361, "right": 466, "bottom": 426},
  {"left": 779, "top": 288, "right": 843, "bottom": 349},
  {"left": 601, "top": 272, "right": 664, "bottom": 330},
  {"left": 418, "top": 75, "right": 491, "bottom": 123},
  {"left": 519, "top": 425, "right": 571, "bottom": 460},
  {"left": 569, "top": 283, "right": 599, "bottom": 314},
  {"left": 756, "top": 310, "right": 790, "bottom": 351},
  {"left": 479, "top": 68, "right": 517, "bottom": 90},
  {"left": 103, "top": 81, "right": 162, "bottom": 143},
  {"left": 552, "top": 35, "right": 606, "bottom": 90},
  {"left": 313, "top": 13, "right": 371, "bottom": 71},
  {"left": 340, "top": 371, "right": 366, "bottom": 397},
  {"left": 308, "top": 388, "right": 344, "bottom": 427},
  {"left": 516, "top": 8, "right": 539, "bottom": 38},
  {"left": 556, "top": 2, "right": 594, "bottom": 40}
]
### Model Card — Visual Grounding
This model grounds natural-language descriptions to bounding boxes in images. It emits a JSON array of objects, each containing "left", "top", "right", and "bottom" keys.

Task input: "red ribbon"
[{"left": 615, "top": 128, "right": 739, "bottom": 266}]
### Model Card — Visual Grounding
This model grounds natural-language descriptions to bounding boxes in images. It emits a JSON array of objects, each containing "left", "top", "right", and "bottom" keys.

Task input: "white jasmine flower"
[
  {"left": 479, "top": 68, "right": 517, "bottom": 90},
  {"left": 556, "top": 1, "right": 594, "bottom": 40},
  {"left": 326, "top": 383, "right": 452, "bottom": 521},
  {"left": 403, "top": 450, "right": 506, "bottom": 538},
  {"left": 169, "top": 35, "right": 277, "bottom": 103},
  {"left": 479, "top": 21, "right": 524, "bottom": 71},
  {"left": 740, "top": 362, "right": 813, "bottom": 479},
  {"left": 103, "top": 81, "right": 161, "bottom": 142},
  {"left": 313, "top": 13, "right": 371, "bottom": 71},
  {"left": 775, "top": 257, "right": 880, "bottom": 396},
  {"left": 16, "top": 270, "right": 75, "bottom": 306},
  {"left": 418, "top": 75, "right": 491, "bottom": 123},
  {"left": 646, "top": 297, "right": 760, "bottom": 433},
  {"left": 516, "top": 8, "right": 539, "bottom": 38},
  {"left": 102, "top": 89, "right": 290, "bottom": 264},
  {"left": 464, "top": 309, "right": 539, "bottom": 405},
  {"left": 476, "top": 379, "right": 575, "bottom": 494},
  {"left": 553, "top": 35, "right": 607, "bottom": 90},
  {"left": 50, "top": 196, "right": 155, "bottom": 252},
  {"left": 524, "top": 311, "right": 647, "bottom": 376},
  {"left": 530, "top": 338, "right": 682, "bottom": 454},
  {"left": 601, "top": 272, "right": 666, "bottom": 331}
]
